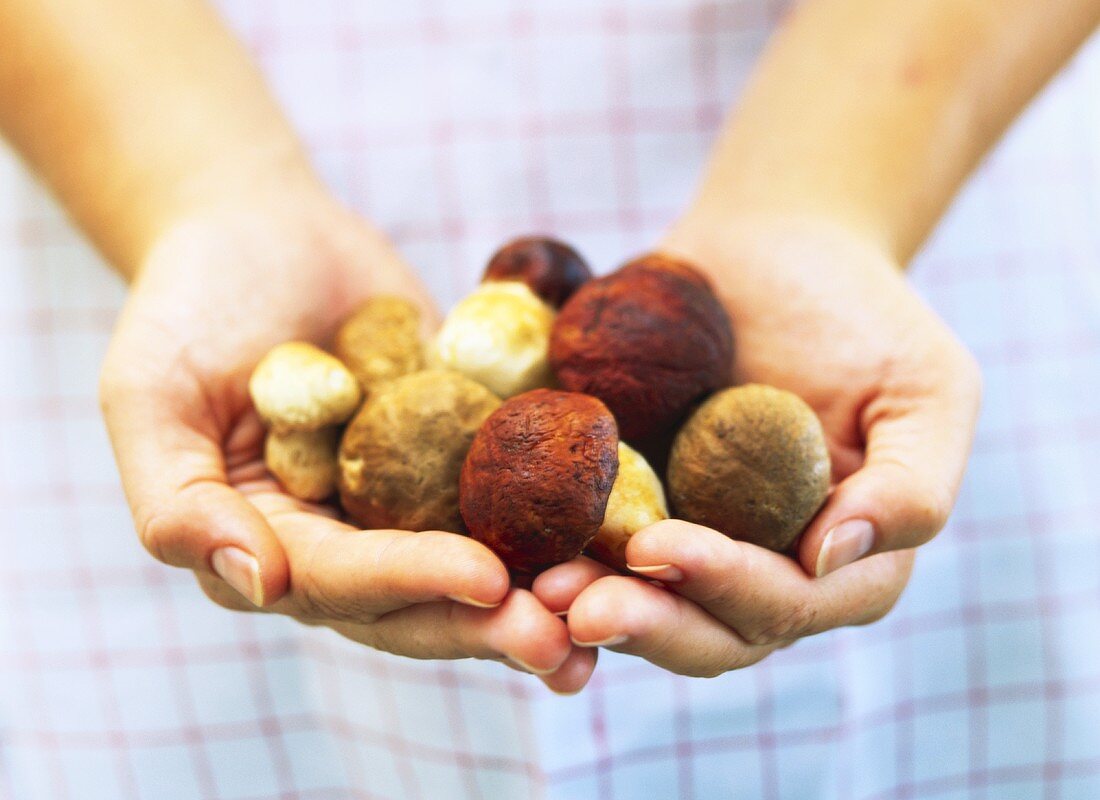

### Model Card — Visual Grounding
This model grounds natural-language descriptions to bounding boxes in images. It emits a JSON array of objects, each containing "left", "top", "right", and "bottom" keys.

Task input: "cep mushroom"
[
  {"left": 249, "top": 341, "right": 362, "bottom": 432},
  {"left": 586, "top": 441, "right": 669, "bottom": 569},
  {"left": 549, "top": 253, "right": 734, "bottom": 440},
  {"left": 263, "top": 428, "right": 340, "bottom": 502},
  {"left": 459, "top": 389, "right": 667, "bottom": 572},
  {"left": 249, "top": 341, "right": 363, "bottom": 501},
  {"left": 333, "top": 296, "right": 425, "bottom": 392},
  {"left": 668, "top": 384, "right": 831, "bottom": 552},
  {"left": 338, "top": 370, "right": 501, "bottom": 533},
  {"left": 431, "top": 236, "right": 593, "bottom": 399}
]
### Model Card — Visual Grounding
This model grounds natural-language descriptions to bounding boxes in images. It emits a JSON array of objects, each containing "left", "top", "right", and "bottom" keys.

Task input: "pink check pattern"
[{"left": 1, "top": 2, "right": 1098, "bottom": 798}]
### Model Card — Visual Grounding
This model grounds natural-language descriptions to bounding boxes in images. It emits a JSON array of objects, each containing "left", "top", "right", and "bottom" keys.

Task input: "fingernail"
[
  {"left": 570, "top": 634, "right": 628, "bottom": 648},
  {"left": 505, "top": 657, "right": 557, "bottom": 676},
  {"left": 554, "top": 609, "right": 569, "bottom": 617},
  {"left": 447, "top": 594, "right": 503, "bottom": 609},
  {"left": 816, "top": 520, "right": 875, "bottom": 577},
  {"left": 550, "top": 686, "right": 583, "bottom": 697},
  {"left": 627, "top": 563, "right": 683, "bottom": 582},
  {"left": 211, "top": 547, "right": 264, "bottom": 606}
]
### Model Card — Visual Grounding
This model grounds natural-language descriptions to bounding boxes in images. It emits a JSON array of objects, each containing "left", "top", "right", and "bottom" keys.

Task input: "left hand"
[{"left": 533, "top": 213, "right": 981, "bottom": 676}]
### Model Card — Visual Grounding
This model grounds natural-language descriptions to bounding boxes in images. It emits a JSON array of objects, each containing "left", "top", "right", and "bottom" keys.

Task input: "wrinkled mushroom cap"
[
  {"left": 431, "top": 282, "right": 556, "bottom": 399},
  {"left": 459, "top": 389, "right": 619, "bottom": 573},
  {"left": 249, "top": 342, "right": 362, "bottom": 432},
  {"left": 338, "top": 370, "right": 501, "bottom": 533},
  {"left": 668, "top": 384, "right": 831, "bottom": 552},
  {"left": 549, "top": 254, "right": 734, "bottom": 440}
]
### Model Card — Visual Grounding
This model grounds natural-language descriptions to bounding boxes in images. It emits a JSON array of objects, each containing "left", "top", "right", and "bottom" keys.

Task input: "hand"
[
  {"left": 99, "top": 182, "right": 595, "bottom": 693},
  {"left": 533, "top": 213, "right": 981, "bottom": 677}
]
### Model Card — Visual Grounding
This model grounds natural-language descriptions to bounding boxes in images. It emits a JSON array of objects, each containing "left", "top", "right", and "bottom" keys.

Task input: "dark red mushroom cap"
[
  {"left": 482, "top": 236, "right": 594, "bottom": 308},
  {"left": 459, "top": 389, "right": 620, "bottom": 573},
  {"left": 549, "top": 253, "right": 734, "bottom": 440}
]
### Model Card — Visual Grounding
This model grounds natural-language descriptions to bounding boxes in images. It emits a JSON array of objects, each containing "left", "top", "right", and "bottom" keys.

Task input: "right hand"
[{"left": 99, "top": 181, "right": 594, "bottom": 694}]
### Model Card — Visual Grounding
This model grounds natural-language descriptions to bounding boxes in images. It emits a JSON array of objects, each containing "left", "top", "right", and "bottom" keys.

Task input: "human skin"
[
  {"left": 533, "top": 0, "right": 1100, "bottom": 677},
  {"left": 0, "top": 0, "right": 593, "bottom": 693}
]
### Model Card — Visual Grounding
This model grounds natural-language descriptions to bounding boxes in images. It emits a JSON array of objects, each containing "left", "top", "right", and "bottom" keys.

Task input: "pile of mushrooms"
[{"left": 248, "top": 236, "right": 832, "bottom": 575}]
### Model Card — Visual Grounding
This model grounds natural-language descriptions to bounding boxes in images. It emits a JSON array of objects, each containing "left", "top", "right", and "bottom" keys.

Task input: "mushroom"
[
  {"left": 667, "top": 384, "right": 831, "bottom": 552},
  {"left": 430, "top": 236, "right": 593, "bottom": 399},
  {"left": 264, "top": 428, "right": 340, "bottom": 502},
  {"left": 248, "top": 341, "right": 362, "bottom": 433},
  {"left": 459, "top": 389, "right": 619, "bottom": 572},
  {"left": 333, "top": 296, "right": 425, "bottom": 392},
  {"left": 549, "top": 253, "right": 734, "bottom": 441},
  {"left": 482, "top": 236, "right": 593, "bottom": 307},
  {"left": 338, "top": 370, "right": 501, "bottom": 533},
  {"left": 586, "top": 441, "right": 669, "bottom": 569}
]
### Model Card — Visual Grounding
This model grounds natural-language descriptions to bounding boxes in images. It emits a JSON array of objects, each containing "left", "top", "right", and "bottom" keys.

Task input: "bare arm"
[
  {"left": 683, "top": 0, "right": 1100, "bottom": 262},
  {"left": 0, "top": 0, "right": 318, "bottom": 276}
]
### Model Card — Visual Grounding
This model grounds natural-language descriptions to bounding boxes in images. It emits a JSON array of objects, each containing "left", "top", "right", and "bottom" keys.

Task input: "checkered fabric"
[{"left": 1, "top": 1, "right": 1098, "bottom": 798}]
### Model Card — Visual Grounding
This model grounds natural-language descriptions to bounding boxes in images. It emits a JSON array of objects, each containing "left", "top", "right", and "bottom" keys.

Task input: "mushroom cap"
[
  {"left": 459, "top": 389, "right": 620, "bottom": 573},
  {"left": 333, "top": 296, "right": 424, "bottom": 391},
  {"left": 587, "top": 442, "right": 668, "bottom": 568},
  {"left": 430, "top": 282, "right": 556, "bottom": 399},
  {"left": 249, "top": 342, "right": 362, "bottom": 432},
  {"left": 668, "top": 384, "right": 831, "bottom": 552},
  {"left": 338, "top": 370, "right": 501, "bottom": 533},
  {"left": 482, "top": 236, "right": 593, "bottom": 307},
  {"left": 264, "top": 427, "right": 340, "bottom": 502},
  {"left": 549, "top": 253, "right": 734, "bottom": 440}
]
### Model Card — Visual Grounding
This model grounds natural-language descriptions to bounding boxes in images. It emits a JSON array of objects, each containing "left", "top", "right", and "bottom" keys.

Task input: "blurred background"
[{"left": 1, "top": 1, "right": 1098, "bottom": 798}]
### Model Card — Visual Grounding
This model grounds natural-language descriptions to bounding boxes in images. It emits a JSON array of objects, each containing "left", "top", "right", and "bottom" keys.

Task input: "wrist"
[
  {"left": 660, "top": 207, "right": 902, "bottom": 295},
  {"left": 121, "top": 137, "right": 326, "bottom": 280}
]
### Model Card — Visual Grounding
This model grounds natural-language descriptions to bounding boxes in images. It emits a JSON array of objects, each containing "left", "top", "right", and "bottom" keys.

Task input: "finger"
[
  {"left": 329, "top": 590, "right": 573, "bottom": 673},
  {"left": 626, "top": 520, "right": 914, "bottom": 646},
  {"left": 262, "top": 511, "right": 511, "bottom": 622},
  {"left": 194, "top": 572, "right": 265, "bottom": 613},
  {"left": 100, "top": 365, "right": 290, "bottom": 607},
  {"left": 800, "top": 349, "right": 981, "bottom": 576},
  {"left": 567, "top": 576, "right": 776, "bottom": 678},
  {"left": 537, "top": 647, "right": 598, "bottom": 696},
  {"left": 531, "top": 556, "right": 617, "bottom": 615}
]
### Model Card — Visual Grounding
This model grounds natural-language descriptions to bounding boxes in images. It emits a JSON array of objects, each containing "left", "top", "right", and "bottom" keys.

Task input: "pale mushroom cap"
[
  {"left": 249, "top": 342, "right": 362, "bottom": 432},
  {"left": 590, "top": 442, "right": 668, "bottom": 567},
  {"left": 264, "top": 427, "right": 340, "bottom": 502},
  {"left": 430, "top": 281, "right": 555, "bottom": 399}
]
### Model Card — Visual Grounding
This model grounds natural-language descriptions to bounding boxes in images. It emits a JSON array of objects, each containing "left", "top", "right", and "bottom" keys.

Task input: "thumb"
[
  {"left": 799, "top": 360, "right": 981, "bottom": 577},
  {"left": 100, "top": 367, "right": 289, "bottom": 607}
]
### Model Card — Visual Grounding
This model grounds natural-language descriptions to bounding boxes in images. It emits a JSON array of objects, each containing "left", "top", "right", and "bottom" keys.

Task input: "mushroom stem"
[{"left": 587, "top": 442, "right": 669, "bottom": 569}]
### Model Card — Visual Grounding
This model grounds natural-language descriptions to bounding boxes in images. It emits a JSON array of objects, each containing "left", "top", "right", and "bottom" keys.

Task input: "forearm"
[
  {"left": 0, "top": 0, "right": 319, "bottom": 277},
  {"left": 681, "top": 0, "right": 1100, "bottom": 263}
]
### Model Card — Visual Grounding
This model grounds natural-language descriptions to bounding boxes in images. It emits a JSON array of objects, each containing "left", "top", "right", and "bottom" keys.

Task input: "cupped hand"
[
  {"left": 99, "top": 185, "right": 594, "bottom": 693},
  {"left": 534, "top": 213, "right": 981, "bottom": 677}
]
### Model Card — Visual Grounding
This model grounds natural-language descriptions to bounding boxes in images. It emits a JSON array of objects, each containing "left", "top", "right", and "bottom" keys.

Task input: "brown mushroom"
[
  {"left": 338, "top": 370, "right": 501, "bottom": 533},
  {"left": 333, "top": 296, "right": 424, "bottom": 391},
  {"left": 482, "top": 236, "right": 593, "bottom": 308},
  {"left": 459, "top": 389, "right": 619, "bottom": 573},
  {"left": 667, "top": 384, "right": 831, "bottom": 552},
  {"left": 264, "top": 428, "right": 340, "bottom": 502},
  {"left": 549, "top": 253, "right": 734, "bottom": 440}
]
